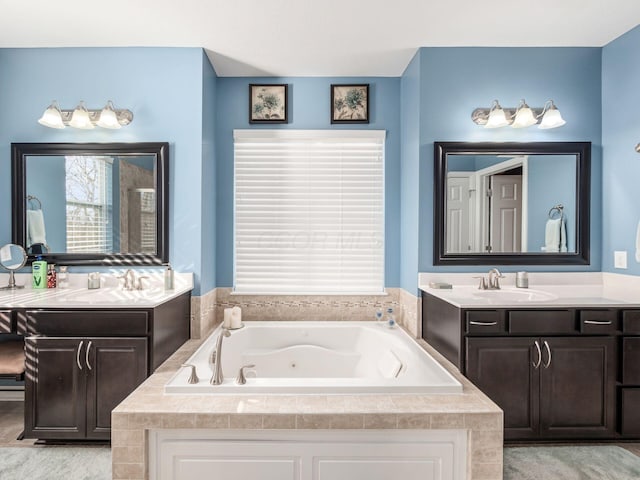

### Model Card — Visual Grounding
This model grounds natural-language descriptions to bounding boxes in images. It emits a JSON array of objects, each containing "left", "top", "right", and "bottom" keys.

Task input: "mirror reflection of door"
[
  {"left": 488, "top": 173, "right": 522, "bottom": 253},
  {"left": 446, "top": 155, "right": 528, "bottom": 253}
]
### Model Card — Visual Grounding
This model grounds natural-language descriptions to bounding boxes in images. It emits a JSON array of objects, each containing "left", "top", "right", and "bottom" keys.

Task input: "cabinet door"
[
  {"left": 539, "top": 336, "right": 616, "bottom": 438},
  {"left": 85, "top": 337, "right": 147, "bottom": 439},
  {"left": 466, "top": 337, "right": 539, "bottom": 440},
  {"left": 24, "top": 337, "right": 86, "bottom": 439}
]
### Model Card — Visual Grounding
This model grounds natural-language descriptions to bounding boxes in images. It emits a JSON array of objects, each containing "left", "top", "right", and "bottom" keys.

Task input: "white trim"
[{"left": 234, "top": 129, "right": 386, "bottom": 140}]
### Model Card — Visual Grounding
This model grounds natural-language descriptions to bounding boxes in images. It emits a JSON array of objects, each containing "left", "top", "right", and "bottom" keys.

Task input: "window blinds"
[
  {"left": 65, "top": 156, "right": 113, "bottom": 253},
  {"left": 234, "top": 130, "right": 385, "bottom": 294}
]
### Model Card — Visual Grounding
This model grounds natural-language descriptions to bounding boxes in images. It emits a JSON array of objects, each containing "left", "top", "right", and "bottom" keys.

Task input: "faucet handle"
[
  {"left": 472, "top": 276, "right": 488, "bottom": 290},
  {"left": 182, "top": 364, "right": 199, "bottom": 384},
  {"left": 235, "top": 364, "right": 256, "bottom": 385},
  {"left": 135, "top": 276, "right": 149, "bottom": 290}
]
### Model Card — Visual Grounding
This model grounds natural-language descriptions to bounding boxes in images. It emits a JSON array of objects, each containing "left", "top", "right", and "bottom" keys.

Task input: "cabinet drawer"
[
  {"left": 623, "top": 311, "right": 640, "bottom": 334},
  {"left": 24, "top": 310, "right": 149, "bottom": 336},
  {"left": 621, "top": 388, "right": 640, "bottom": 436},
  {"left": 623, "top": 337, "right": 640, "bottom": 385},
  {"left": 0, "top": 310, "right": 12, "bottom": 334},
  {"left": 508, "top": 310, "right": 576, "bottom": 334},
  {"left": 465, "top": 310, "right": 505, "bottom": 334},
  {"left": 579, "top": 309, "right": 618, "bottom": 333}
]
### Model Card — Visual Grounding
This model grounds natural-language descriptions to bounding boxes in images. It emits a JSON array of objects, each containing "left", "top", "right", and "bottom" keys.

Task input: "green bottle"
[{"left": 32, "top": 256, "right": 47, "bottom": 289}]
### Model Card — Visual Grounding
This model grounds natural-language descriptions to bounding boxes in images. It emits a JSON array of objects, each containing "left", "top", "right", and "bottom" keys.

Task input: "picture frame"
[
  {"left": 331, "top": 84, "right": 369, "bottom": 124},
  {"left": 249, "top": 84, "right": 288, "bottom": 124}
]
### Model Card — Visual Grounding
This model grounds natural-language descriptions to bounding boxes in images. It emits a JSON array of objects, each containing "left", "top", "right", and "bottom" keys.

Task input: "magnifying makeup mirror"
[{"left": 0, "top": 243, "right": 27, "bottom": 290}]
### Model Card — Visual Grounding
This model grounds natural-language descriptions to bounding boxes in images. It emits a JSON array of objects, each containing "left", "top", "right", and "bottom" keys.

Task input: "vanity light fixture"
[
  {"left": 472, "top": 99, "right": 566, "bottom": 129},
  {"left": 37, "top": 100, "right": 133, "bottom": 129},
  {"left": 634, "top": 143, "right": 640, "bottom": 153}
]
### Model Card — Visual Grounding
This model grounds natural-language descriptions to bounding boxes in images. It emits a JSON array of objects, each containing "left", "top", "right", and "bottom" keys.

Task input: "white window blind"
[
  {"left": 234, "top": 129, "right": 385, "bottom": 295},
  {"left": 65, "top": 156, "right": 113, "bottom": 253}
]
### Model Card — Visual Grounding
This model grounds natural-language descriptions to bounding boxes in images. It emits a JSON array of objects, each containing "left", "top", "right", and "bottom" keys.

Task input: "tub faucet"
[{"left": 210, "top": 328, "right": 231, "bottom": 385}]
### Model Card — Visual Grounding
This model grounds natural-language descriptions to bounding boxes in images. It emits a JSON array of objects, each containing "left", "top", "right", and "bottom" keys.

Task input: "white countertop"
[
  {"left": 419, "top": 272, "right": 640, "bottom": 308},
  {"left": 0, "top": 271, "right": 193, "bottom": 308}
]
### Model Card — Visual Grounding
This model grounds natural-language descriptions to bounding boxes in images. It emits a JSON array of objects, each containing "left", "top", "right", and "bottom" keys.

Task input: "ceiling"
[{"left": 1, "top": 0, "right": 639, "bottom": 77}]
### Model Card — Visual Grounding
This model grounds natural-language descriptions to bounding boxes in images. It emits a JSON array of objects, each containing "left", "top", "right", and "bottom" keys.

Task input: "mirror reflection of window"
[{"left": 65, "top": 156, "right": 114, "bottom": 253}]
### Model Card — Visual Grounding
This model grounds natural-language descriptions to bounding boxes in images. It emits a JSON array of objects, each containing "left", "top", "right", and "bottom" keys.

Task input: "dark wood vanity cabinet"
[
  {"left": 621, "top": 310, "right": 640, "bottom": 436},
  {"left": 24, "top": 336, "right": 147, "bottom": 439},
  {"left": 422, "top": 292, "right": 629, "bottom": 441},
  {"left": 466, "top": 335, "right": 616, "bottom": 440},
  {"left": 19, "top": 292, "right": 190, "bottom": 441}
]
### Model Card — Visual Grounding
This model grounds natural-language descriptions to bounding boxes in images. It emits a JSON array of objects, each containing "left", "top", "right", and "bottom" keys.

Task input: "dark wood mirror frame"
[
  {"left": 434, "top": 141, "right": 591, "bottom": 266},
  {"left": 12, "top": 142, "right": 169, "bottom": 266}
]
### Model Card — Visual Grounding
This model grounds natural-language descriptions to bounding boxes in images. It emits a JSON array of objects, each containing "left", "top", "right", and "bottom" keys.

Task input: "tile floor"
[{"left": 1, "top": 400, "right": 640, "bottom": 469}]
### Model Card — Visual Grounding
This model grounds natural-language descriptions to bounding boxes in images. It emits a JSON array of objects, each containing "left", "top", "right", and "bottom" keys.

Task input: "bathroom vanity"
[
  {"left": 420, "top": 273, "right": 640, "bottom": 442},
  {"left": 0, "top": 272, "right": 192, "bottom": 441}
]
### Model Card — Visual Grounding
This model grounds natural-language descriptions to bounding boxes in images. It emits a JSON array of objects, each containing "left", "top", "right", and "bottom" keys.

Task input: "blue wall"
[
  {"left": 0, "top": 47, "right": 213, "bottom": 294},
  {"left": 200, "top": 52, "right": 218, "bottom": 293},
  {"left": 400, "top": 53, "right": 422, "bottom": 294},
  {"left": 215, "top": 77, "right": 401, "bottom": 288},
  {"left": 400, "top": 47, "right": 603, "bottom": 294},
  {"left": 602, "top": 25, "right": 640, "bottom": 275}
]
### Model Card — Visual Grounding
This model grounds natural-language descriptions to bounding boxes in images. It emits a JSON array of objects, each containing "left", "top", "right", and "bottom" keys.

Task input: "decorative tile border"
[{"left": 191, "top": 287, "right": 421, "bottom": 339}]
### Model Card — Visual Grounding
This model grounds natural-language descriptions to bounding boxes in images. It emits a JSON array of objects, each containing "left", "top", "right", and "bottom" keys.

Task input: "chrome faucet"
[
  {"left": 487, "top": 268, "right": 504, "bottom": 290},
  {"left": 474, "top": 268, "right": 504, "bottom": 290},
  {"left": 210, "top": 328, "right": 231, "bottom": 385},
  {"left": 119, "top": 269, "right": 137, "bottom": 291}
]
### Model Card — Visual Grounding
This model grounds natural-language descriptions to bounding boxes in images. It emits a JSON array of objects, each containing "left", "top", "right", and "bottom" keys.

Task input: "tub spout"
[{"left": 210, "top": 328, "right": 231, "bottom": 385}]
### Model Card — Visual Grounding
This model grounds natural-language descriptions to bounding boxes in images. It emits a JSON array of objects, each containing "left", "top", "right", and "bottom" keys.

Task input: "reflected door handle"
[
  {"left": 543, "top": 341, "right": 552, "bottom": 368},
  {"left": 532, "top": 341, "right": 542, "bottom": 369},
  {"left": 85, "top": 341, "right": 93, "bottom": 370},
  {"left": 76, "top": 340, "right": 84, "bottom": 371}
]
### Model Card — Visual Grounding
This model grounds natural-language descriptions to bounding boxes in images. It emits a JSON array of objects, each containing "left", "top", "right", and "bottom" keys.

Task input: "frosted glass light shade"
[
  {"left": 37, "top": 102, "right": 65, "bottom": 129},
  {"left": 96, "top": 102, "right": 121, "bottom": 129},
  {"left": 512, "top": 106, "right": 537, "bottom": 128},
  {"left": 485, "top": 107, "right": 509, "bottom": 128},
  {"left": 539, "top": 103, "right": 566, "bottom": 129},
  {"left": 69, "top": 102, "right": 94, "bottom": 129}
]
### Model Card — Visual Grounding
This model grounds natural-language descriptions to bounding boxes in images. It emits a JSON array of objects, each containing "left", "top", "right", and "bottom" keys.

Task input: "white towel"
[
  {"left": 545, "top": 218, "right": 566, "bottom": 253},
  {"left": 27, "top": 209, "right": 47, "bottom": 246}
]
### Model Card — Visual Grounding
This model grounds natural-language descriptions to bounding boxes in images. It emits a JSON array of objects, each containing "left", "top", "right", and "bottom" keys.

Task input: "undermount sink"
[
  {"left": 472, "top": 288, "right": 558, "bottom": 303},
  {"left": 58, "top": 288, "right": 166, "bottom": 304}
]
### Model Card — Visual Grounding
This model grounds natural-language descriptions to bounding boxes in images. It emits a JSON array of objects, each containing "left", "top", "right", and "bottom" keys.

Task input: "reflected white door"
[
  {"left": 446, "top": 176, "right": 472, "bottom": 253},
  {"left": 489, "top": 175, "right": 522, "bottom": 253}
]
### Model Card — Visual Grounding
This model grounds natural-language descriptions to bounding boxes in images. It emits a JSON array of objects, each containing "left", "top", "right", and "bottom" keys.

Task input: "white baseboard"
[{"left": 0, "top": 388, "right": 25, "bottom": 401}]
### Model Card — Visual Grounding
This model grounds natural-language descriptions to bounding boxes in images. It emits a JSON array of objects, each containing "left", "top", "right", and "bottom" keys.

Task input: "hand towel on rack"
[
  {"left": 27, "top": 209, "right": 47, "bottom": 246},
  {"left": 545, "top": 218, "right": 563, "bottom": 253}
]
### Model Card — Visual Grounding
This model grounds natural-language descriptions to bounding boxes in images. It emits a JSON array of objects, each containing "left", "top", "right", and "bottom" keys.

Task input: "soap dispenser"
[{"left": 164, "top": 263, "right": 174, "bottom": 290}]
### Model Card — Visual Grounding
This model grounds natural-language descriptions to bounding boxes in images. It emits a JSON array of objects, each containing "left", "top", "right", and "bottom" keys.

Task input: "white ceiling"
[{"left": 1, "top": 0, "right": 639, "bottom": 77}]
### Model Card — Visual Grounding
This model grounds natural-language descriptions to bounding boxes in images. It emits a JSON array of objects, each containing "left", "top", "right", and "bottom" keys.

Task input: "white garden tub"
[{"left": 165, "top": 321, "right": 462, "bottom": 394}]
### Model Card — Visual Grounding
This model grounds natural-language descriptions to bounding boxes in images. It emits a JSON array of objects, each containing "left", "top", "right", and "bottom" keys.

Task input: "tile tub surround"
[
  {"left": 112, "top": 329, "right": 503, "bottom": 480},
  {"left": 190, "top": 287, "right": 420, "bottom": 339}
]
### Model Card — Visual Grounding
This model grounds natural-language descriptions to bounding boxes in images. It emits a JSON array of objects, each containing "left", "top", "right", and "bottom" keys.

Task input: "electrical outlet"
[{"left": 614, "top": 250, "right": 628, "bottom": 269}]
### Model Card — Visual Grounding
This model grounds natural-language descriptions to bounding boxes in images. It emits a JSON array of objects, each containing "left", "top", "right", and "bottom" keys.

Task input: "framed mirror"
[
  {"left": 434, "top": 142, "right": 590, "bottom": 266},
  {"left": 12, "top": 142, "right": 169, "bottom": 265}
]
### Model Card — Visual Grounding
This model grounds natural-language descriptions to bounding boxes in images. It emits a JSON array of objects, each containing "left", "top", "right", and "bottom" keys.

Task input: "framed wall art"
[
  {"left": 249, "top": 84, "right": 288, "bottom": 124},
  {"left": 331, "top": 84, "right": 369, "bottom": 124}
]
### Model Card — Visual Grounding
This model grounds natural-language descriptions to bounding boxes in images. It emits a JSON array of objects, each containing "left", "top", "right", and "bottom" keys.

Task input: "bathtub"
[{"left": 165, "top": 321, "right": 463, "bottom": 394}]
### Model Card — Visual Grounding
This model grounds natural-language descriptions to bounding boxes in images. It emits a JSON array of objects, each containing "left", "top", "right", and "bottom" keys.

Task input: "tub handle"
[
  {"left": 236, "top": 364, "right": 256, "bottom": 385},
  {"left": 182, "top": 364, "right": 199, "bottom": 384}
]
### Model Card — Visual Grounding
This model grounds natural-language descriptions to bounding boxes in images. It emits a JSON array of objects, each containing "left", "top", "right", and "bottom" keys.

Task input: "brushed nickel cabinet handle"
[
  {"left": 76, "top": 340, "right": 84, "bottom": 371},
  {"left": 469, "top": 321, "right": 498, "bottom": 326},
  {"left": 532, "top": 341, "right": 542, "bottom": 369},
  {"left": 543, "top": 341, "right": 552, "bottom": 368},
  {"left": 85, "top": 341, "right": 92, "bottom": 370},
  {"left": 584, "top": 320, "right": 612, "bottom": 325}
]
